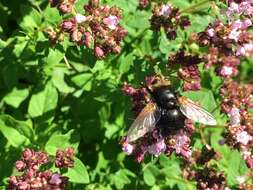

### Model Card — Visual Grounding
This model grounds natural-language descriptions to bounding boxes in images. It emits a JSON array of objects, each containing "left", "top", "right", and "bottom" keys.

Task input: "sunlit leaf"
[{"left": 28, "top": 82, "right": 58, "bottom": 118}]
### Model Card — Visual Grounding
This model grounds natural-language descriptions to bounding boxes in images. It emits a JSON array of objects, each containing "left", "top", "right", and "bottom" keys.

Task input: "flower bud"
[
  {"left": 15, "top": 160, "right": 26, "bottom": 171},
  {"left": 94, "top": 46, "right": 105, "bottom": 59},
  {"left": 83, "top": 31, "right": 93, "bottom": 48},
  {"left": 61, "top": 19, "right": 76, "bottom": 32},
  {"left": 22, "top": 148, "right": 34, "bottom": 161}
]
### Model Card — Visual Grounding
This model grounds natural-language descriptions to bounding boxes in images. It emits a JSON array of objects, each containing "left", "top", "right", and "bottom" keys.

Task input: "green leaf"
[
  {"left": 65, "top": 157, "right": 90, "bottom": 184},
  {"left": 43, "top": 6, "right": 61, "bottom": 24},
  {"left": 46, "top": 48, "right": 65, "bottom": 66},
  {"left": 71, "top": 73, "right": 93, "bottom": 91},
  {"left": 0, "top": 115, "right": 34, "bottom": 140},
  {"left": 4, "top": 88, "right": 29, "bottom": 108},
  {"left": 119, "top": 53, "right": 134, "bottom": 74},
  {"left": 143, "top": 165, "right": 156, "bottom": 186},
  {"left": 2, "top": 64, "right": 19, "bottom": 88},
  {"left": 13, "top": 38, "right": 28, "bottom": 57},
  {"left": 0, "top": 39, "right": 7, "bottom": 49},
  {"left": 169, "top": 0, "right": 190, "bottom": 8},
  {"left": 0, "top": 115, "right": 33, "bottom": 147},
  {"left": 109, "top": 0, "right": 138, "bottom": 12},
  {"left": 125, "top": 11, "right": 150, "bottom": 29},
  {"left": 19, "top": 6, "right": 41, "bottom": 32},
  {"left": 218, "top": 149, "right": 249, "bottom": 186},
  {"left": 45, "top": 129, "right": 80, "bottom": 155},
  {"left": 52, "top": 68, "right": 74, "bottom": 93},
  {"left": 110, "top": 169, "right": 135, "bottom": 189},
  {"left": 28, "top": 82, "right": 58, "bottom": 118},
  {"left": 159, "top": 31, "right": 182, "bottom": 54}
]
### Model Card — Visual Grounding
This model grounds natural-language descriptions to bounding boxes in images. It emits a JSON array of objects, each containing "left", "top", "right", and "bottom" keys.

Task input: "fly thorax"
[
  {"left": 153, "top": 87, "right": 177, "bottom": 109},
  {"left": 166, "top": 108, "right": 184, "bottom": 121}
]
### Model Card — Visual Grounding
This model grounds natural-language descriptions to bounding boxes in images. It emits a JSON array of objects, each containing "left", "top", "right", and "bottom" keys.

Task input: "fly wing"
[
  {"left": 127, "top": 103, "right": 161, "bottom": 142},
  {"left": 178, "top": 97, "right": 217, "bottom": 126}
]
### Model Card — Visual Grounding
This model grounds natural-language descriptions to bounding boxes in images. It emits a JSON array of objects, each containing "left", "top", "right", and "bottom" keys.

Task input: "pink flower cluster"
[
  {"left": 150, "top": 4, "right": 190, "bottom": 40},
  {"left": 121, "top": 76, "right": 194, "bottom": 162},
  {"left": 226, "top": 0, "right": 253, "bottom": 21},
  {"left": 139, "top": 0, "right": 150, "bottom": 9},
  {"left": 122, "top": 82, "right": 149, "bottom": 116},
  {"left": 49, "top": 0, "right": 76, "bottom": 14},
  {"left": 220, "top": 79, "right": 253, "bottom": 168},
  {"left": 55, "top": 147, "right": 75, "bottom": 168},
  {"left": 195, "top": 167, "right": 227, "bottom": 190},
  {"left": 7, "top": 148, "right": 74, "bottom": 190},
  {"left": 168, "top": 51, "right": 202, "bottom": 91},
  {"left": 183, "top": 147, "right": 230, "bottom": 189},
  {"left": 49, "top": 0, "right": 127, "bottom": 59},
  {"left": 196, "top": 1, "right": 253, "bottom": 78},
  {"left": 121, "top": 127, "right": 193, "bottom": 163}
]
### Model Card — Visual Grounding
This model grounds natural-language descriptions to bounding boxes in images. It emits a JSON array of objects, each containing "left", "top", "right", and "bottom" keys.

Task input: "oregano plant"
[{"left": 0, "top": 0, "right": 253, "bottom": 189}]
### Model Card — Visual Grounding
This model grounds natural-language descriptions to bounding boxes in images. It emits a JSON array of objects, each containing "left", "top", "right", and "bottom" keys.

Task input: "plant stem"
[
  {"left": 204, "top": 125, "right": 226, "bottom": 128},
  {"left": 64, "top": 55, "right": 78, "bottom": 72},
  {"left": 181, "top": 0, "right": 214, "bottom": 13},
  {"left": 199, "top": 125, "right": 209, "bottom": 147},
  {"left": 63, "top": 56, "right": 71, "bottom": 69}
]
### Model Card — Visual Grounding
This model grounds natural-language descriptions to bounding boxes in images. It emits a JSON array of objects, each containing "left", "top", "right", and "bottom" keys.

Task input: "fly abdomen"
[{"left": 156, "top": 108, "right": 186, "bottom": 135}]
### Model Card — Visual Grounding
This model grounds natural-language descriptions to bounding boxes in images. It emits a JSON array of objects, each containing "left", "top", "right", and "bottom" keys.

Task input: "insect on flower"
[{"left": 126, "top": 77, "right": 217, "bottom": 142}]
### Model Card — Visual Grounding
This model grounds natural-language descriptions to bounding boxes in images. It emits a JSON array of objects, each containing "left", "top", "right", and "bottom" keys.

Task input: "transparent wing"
[
  {"left": 127, "top": 103, "right": 161, "bottom": 142},
  {"left": 178, "top": 97, "right": 217, "bottom": 126}
]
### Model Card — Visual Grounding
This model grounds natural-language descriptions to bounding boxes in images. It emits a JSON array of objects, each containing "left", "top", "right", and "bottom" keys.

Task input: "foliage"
[{"left": 0, "top": 0, "right": 253, "bottom": 189}]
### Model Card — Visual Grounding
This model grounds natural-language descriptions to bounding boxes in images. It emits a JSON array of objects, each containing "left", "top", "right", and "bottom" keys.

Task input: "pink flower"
[
  {"left": 207, "top": 28, "right": 215, "bottom": 37},
  {"left": 103, "top": 15, "right": 119, "bottom": 30},
  {"left": 236, "top": 45, "right": 246, "bottom": 56},
  {"left": 242, "top": 148, "right": 251, "bottom": 159},
  {"left": 231, "top": 20, "right": 242, "bottom": 30},
  {"left": 122, "top": 142, "right": 134, "bottom": 155},
  {"left": 17, "top": 181, "right": 30, "bottom": 189},
  {"left": 50, "top": 173, "right": 63, "bottom": 185},
  {"left": 241, "top": 18, "right": 252, "bottom": 28},
  {"left": 237, "top": 43, "right": 253, "bottom": 56},
  {"left": 229, "top": 2, "right": 239, "bottom": 13},
  {"left": 219, "top": 66, "right": 234, "bottom": 77},
  {"left": 228, "top": 107, "right": 241, "bottom": 126},
  {"left": 246, "top": 157, "right": 253, "bottom": 168},
  {"left": 236, "top": 131, "right": 252, "bottom": 145},
  {"left": 147, "top": 138, "right": 166, "bottom": 156},
  {"left": 183, "top": 81, "right": 201, "bottom": 91},
  {"left": 159, "top": 5, "right": 172, "bottom": 17},
  {"left": 243, "top": 43, "right": 253, "bottom": 56},
  {"left": 228, "top": 29, "right": 241, "bottom": 41},
  {"left": 169, "top": 131, "right": 192, "bottom": 159},
  {"left": 231, "top": 19, "right": 252, "bottom": 30},
  {"left": 75, "top": 13, "right": 87, "bottom": 23},
  {"left": 239, "top": 1, "right": 253, "bottom": 16}
]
